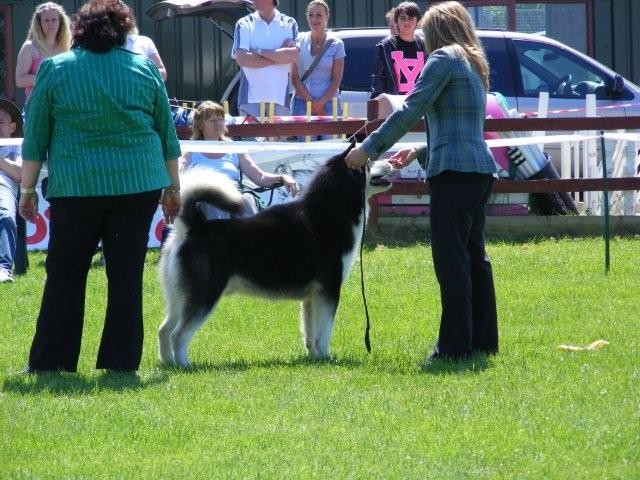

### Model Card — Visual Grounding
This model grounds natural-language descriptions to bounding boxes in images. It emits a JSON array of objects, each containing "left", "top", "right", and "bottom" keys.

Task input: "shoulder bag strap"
[{"left": 300, "top": 38, "right": 335, "bottom": 83}]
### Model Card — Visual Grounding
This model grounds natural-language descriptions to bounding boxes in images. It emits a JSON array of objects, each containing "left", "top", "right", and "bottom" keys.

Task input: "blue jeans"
[
  {"left": 0, "top": 184, "right": 18, "bottom": 274},
  {"left": 292, "top": 97, "right": 342, "bottom": 141}
]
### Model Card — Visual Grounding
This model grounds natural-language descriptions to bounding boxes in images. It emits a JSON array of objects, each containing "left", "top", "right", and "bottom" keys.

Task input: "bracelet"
[
  {"left": 20, "top": 187, "right": 36, "bottom": 194},
  {"left": 165, "top": 186, "right": 180, "bottom": 193}
]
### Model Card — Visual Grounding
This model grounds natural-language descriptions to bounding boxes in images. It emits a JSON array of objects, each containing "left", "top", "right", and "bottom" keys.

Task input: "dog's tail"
[{"left": 175, "top": 166, "right": 244, "bottom": 232}]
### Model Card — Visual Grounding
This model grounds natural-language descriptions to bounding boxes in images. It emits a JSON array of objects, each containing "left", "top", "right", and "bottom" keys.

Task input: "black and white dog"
[{"left": 158, "top": 143, "right": 392, "bottom": 367}]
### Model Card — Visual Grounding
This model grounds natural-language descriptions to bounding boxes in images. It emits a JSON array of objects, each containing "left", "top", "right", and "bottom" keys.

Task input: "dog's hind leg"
[
  {"left": 158, "top": 267, "right": 185, "bottom": 365},
  {"left": 170, "top": 301, "right": 218, "bottom": 368},
  {"left": 158, "top": 304, "right": 181, "bottom": 365},
  {"left": 309, "top": 291, "right": 339, "bottom": 359}
]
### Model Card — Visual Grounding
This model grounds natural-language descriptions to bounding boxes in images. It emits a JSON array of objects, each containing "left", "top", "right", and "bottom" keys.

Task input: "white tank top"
[{"left": 188, "top": 152, "right": 241, "bottom": 183}]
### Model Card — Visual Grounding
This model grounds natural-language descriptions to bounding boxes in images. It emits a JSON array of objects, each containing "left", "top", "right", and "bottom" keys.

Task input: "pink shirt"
[{"left": 25, "top": 47, "right": 45, "bottom": 98}]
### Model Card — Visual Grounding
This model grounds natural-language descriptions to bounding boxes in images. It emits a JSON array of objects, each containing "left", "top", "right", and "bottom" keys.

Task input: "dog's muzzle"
[
  {"left": 369, "top": 176, "right": 392, "bottom": 187},
  {"left": 368, "top": 160, "right": 393, "bottom": 188}
]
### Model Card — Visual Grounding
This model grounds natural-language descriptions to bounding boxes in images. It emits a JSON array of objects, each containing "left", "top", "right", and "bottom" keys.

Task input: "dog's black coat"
[{"left": 158, "top": 144, "right": 390, "bottom": 365}]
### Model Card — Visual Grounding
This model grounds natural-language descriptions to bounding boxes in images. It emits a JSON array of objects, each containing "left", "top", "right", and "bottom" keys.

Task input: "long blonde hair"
[
  {"left": 421, "top": 1, "right": 489, "bottom": 91},
  {"left": 191, "top": 101, "right": 230, "bottom": 141},
  {"left": 27, "top": 2, "right": 71, "bottom": 55}
]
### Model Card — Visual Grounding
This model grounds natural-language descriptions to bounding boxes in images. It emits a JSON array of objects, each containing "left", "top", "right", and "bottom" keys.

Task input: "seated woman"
[{"left": 181, "top": 101, "right": 299, "bottom": 219}]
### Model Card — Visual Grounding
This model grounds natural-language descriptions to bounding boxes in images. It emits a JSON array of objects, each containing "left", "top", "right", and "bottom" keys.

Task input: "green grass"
[{"left": 1, "top": 238, "right": 639, "bottom": 479}]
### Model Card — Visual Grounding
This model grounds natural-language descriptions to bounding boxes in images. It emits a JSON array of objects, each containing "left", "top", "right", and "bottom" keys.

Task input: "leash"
[
  {"left": 347, "top": 124, "right": 368, "bottom": 144},
  {"left": 359, "top": 163, "right": 372, "bottom": 353}
]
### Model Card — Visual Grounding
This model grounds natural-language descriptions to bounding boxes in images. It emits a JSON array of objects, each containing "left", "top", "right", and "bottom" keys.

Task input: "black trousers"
[
  {"left": 28, "top": 190, "right": 161, "bottom": 372},
  {"left": 429, "top": 171, "right": 498, "bottom": 358}
]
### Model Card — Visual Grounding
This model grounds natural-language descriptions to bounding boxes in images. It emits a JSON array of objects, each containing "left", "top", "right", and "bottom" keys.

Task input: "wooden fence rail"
[
  {"left": 368, "top": 177, "right": 640, "bottom": 228},
  {"left": 175, "top": 104, "right": 640, "bottom": 231}
]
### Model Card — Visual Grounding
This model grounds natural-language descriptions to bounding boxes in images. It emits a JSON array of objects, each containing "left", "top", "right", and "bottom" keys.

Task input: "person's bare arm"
[
  {"left": 290, "top": 63, "right": 312, "bottom": 102},
  {"left": 18, "top": 159, "right": 43, "bottom": 223},
  {"left": 161, "top": 158, "right": 181, "bottom": 224},
  {"left": 149, "top": 52, "right": 168, "bottom": 81},
  {"left": 238, "top": 153, "right": 299, "bottom": 196},
  {"left": 0, "top": 157, "right": 21, "bottom": 183},
  {"left": 238, "top": 153, "right": 280, "bottom": 186},
  {"left": 15, "top": 42, "right": 36, "bottom": 89},
  {"left": 258, "top": 45, "right": 299, "bottom": 65},
  {"left": 235, "top": 49, "right": 277, "bottom": 68}
]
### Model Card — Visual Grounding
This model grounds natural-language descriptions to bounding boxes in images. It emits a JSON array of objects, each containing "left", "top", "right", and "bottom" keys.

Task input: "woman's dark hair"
[
  {"left": 394, "top": 1, "right": 421, "bottom": 22},
  {"left": 72, "top": 0, "right": 133, "bottom": 52}
]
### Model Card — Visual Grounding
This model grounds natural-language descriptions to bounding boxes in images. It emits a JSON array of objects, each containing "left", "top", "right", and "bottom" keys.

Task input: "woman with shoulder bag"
[{"left": 290, "top": 0, "right": 345, "bottom": 140}]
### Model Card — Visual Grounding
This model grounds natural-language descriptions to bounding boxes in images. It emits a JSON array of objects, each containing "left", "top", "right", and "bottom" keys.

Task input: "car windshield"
[{"left": 512, "top": 39, "right": 612, "bottom": 99}]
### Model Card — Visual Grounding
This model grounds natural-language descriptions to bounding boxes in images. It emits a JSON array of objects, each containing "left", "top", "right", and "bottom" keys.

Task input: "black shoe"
[
  {"left": 471, "top": 347, "right": 498, "bottom": 357},
  {"left": 104, "top": 368, "right": 138, "bottom": 375},
  {"left": 426, "top": 350, "right": 471, "bottom": 362}
]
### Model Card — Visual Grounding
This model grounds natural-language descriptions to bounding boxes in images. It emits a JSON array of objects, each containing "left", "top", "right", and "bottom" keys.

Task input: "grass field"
[{"left": 1, "top": 238, "right": 639, "bottom": 479}]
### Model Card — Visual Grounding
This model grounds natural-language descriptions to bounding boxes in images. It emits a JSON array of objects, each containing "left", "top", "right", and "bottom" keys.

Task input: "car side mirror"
[{"left": 607, "top": 75, "right": 625, "bottom": 98}]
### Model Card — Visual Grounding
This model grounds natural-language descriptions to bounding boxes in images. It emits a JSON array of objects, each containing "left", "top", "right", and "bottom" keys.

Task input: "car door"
[
  {"left": 507, "top": 38, "right": 627, "bottom": 118},
  {"left": 339, "top": 33, "right": 384, "bottom": 119},
  {"left": 481, "top": 34, "right": 518, "bottom": 111}
]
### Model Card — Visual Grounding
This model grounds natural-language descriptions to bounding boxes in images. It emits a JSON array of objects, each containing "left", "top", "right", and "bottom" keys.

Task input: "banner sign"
[{"left": 26, "top": 185, "right": 166, "bottom": 251}]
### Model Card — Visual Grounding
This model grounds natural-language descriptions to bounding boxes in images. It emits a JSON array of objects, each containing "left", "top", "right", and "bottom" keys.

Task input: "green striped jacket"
[{"left": 22, "top": 47, "right": 181, "bottom": 197}]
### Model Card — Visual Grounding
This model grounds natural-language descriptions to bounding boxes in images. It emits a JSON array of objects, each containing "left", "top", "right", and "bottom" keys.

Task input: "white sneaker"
[{"left": 0, "top": 269, "right": 14, "bottom": 283}]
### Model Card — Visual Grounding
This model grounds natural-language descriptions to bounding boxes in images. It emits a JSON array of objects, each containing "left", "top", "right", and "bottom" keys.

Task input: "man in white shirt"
[{"left": 232, "top": 0, "right": 299, "bottom": 119}]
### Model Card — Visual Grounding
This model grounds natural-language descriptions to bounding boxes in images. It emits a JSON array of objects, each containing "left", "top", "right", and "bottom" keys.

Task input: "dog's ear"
[
  {"left": 337, "top": 139, "right": 356, "bottom": 159},
  {"left": 326, "top": 140, "right": 358, "bottom": 167},
  {"left": 346, "top": 137, "right": 357, "bottom": 153}
]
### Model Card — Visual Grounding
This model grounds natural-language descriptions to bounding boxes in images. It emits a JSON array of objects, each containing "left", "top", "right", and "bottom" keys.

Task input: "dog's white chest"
[{"left": 341, "top": 211, "right": 364, "bottom": 282}]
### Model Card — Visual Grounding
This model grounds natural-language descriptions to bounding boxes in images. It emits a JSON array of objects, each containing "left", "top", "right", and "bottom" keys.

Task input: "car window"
[
  {"left": 511, "top": 39, "right": 612, "bottom": 99},
  {"left": 341, "top": 36, "right": 378, "bottom": 92},
  {"left": 481, "top": 36, "right": 515, "bottom": 97}
]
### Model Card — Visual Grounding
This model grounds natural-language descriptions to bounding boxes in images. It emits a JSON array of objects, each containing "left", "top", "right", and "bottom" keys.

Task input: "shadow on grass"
[
  {"left": 158, "top": 354, "right": 363, "bottom": 374},
  {"left": 419, "top": 353, "right": 491, "bottom": 376},
  {"left": 1, "top": 369, "right": 169, "bottom": 396}
]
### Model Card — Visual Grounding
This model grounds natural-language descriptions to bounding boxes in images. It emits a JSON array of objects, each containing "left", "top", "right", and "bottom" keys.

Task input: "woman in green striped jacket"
[{"left": 18, "top": 0, "right": 181, "bottom": 374}]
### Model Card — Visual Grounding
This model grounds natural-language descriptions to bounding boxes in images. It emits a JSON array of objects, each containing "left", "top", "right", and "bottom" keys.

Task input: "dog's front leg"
[
  {"left": 303, "top": 290, "right": 338, "bottom": 360},
  {"left": 312, "top": 294, "right": 338, "bottom": 359},
  {"left": 300, "top": 299, "right": 317, "bottom": 357}
]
